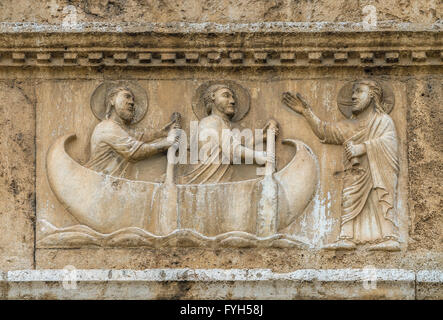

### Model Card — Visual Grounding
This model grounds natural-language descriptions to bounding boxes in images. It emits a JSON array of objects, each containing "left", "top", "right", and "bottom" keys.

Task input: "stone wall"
[
  {"left": 0, "top": 1, "right": 441, "bottom": 299},
  {"left": 1, "top": 0, "right": 441, "bottom": 24}
]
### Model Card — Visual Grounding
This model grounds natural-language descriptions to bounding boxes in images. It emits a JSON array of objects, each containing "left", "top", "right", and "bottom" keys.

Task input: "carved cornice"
[{"left": 0, "top": 22, "right": 441, "bottom": 68}]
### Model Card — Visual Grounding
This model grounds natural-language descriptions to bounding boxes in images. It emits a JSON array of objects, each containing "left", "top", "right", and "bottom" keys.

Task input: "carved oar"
[
  {"left": 158, "top": 112, "right": 181, "bottom": 235},
  {"left": 256, "top": 123, "right": 278, "bottom": 237}
]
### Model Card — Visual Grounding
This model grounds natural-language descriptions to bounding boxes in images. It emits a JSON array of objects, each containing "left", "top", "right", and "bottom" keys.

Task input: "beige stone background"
[
  {"left": 0, "top": 0, "right": 441, "bottom": 24},
  {"left": 35, "top": 78, "right": 409, "bottom": 248},
  {"left": 0, "top": 1, "right": 441, "bottom": 273}
]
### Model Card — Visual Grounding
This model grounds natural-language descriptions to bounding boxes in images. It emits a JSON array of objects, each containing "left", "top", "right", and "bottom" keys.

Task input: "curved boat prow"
[
  {"left": 274, "top": 138, "right": 319, "bottom": 230},
  {"left": 46, "top": 134, "right": 158, "bottom": 234},
  {"left": 46, "top": 134, "right": 318, "bottom": 236}
]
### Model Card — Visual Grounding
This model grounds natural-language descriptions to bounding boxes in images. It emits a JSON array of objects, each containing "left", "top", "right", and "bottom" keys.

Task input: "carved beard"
[{"left": 116, "top": 105, "right": 135, "bottom": 123}]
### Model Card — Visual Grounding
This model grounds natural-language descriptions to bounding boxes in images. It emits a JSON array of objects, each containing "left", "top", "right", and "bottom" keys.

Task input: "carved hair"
[
  {"left": 355, "top": 79, "right": 385, "bottom": 113},
  {"left": 203, "top": 84, "right": 232, "bottom": 115},
  {"left": 104, "top": 86, "right": 134, "bottom": 119}
]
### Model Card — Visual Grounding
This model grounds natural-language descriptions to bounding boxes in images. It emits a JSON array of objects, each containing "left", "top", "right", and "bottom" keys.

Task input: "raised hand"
[{"left": 282, "top": 92, "right": 310, "bottom": 115}]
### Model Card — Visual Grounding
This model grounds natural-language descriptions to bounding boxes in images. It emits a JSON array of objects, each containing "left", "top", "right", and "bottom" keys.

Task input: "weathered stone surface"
[
  {"left": 406, "top": 77, "right": 443, "bottom": 251},
  {"left": 0, "top": 0, "right": 441, "bottom": 300},
  {"left": 31, "top": 75, "right": 410, "bottom": 253},
  {"left": 0, "top": 0, "right": 440, "bottom": 24},
  {"left": 34, "top": 247, "right": 443, "bottom": 272},
  {"left": 0, "top": 271, "right": 6, "bottom": 299},
  {"left": 416, "top": 270, "right": 443, "bottom": 300},
  {"left": 4, "top": 268, "right": 427, "bottom": 300},
  {"left": 0, "top": 81, "right": 35, "bottom": 271}
]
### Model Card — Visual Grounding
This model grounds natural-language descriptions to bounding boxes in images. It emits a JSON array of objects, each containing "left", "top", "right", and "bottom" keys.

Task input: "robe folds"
[
  {"left": 85, "top": 119, "right": 144, "bottom": 178},
  {"left": 179, "top": 114, "right": 234, "bottom": 184},
  {"left": 320, "top": 111, "right": 399, "bottom": 243},
  {"left": 179, "top": 114, "right": 257, "bottom": 184}
]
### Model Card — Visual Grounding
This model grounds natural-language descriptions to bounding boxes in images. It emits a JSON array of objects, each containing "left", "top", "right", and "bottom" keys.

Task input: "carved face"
[
  {"left": 212, "top": 88, "right": 236, "bottom": 118},
  {"left": 351, "top": 83, "right": 372, "bottom": 114},
  {"left": 114, "top": 89, "right": 135, "bottom": 123}
]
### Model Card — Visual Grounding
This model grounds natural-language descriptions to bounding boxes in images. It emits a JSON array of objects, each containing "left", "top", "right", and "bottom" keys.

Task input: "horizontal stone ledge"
[
  {"left": 0, "top": 21, "right": 441, "bottom": 34},
  {"left": 1, "top": 269, "right": 440, "bottom": 299},
  {"left": 417, "top": 270, "right": 443, "bottom": 283},
  {"left": 416, "top": 270, "right": 443, "bottom": 300},
  {"left": 0, "top": 23, "right": 439, "bottom": 54},
  {"left": 3, "top": 269, "right": 423, "bottom": 282}
]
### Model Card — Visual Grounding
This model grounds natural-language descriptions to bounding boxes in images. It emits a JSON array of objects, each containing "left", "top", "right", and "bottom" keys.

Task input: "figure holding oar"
[
  {"left": 158, "top": 112, "right": 182, "bottom": 235},
  {"left": 256, "top": 119, "right": 279, "bottom": 237},
  {"left": 180, "top": 81, "right": 277, "bottom": 184},
  {"left": 86, "top": 83, "right": 181, "bottom": 178}
]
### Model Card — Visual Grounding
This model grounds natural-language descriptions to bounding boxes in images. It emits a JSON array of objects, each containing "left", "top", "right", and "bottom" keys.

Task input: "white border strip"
[
  {"left": 2, "top": 269, "right": 438, "bottom": 283},
  {"left": 417, "top": 270, "right": 443, "bottom": 283},
  {"left": 0, "top": 21, "right": 441, "bottom": 33}
]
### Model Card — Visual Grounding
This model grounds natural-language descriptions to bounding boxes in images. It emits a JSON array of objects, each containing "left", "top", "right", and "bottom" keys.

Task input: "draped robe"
[
  {"left": 318, "top": 110, "right": 399, "bottom": 243},
  {"left": 85, "top": 119, "right": 145, "bottom": 178},
  {"left": 180, "top": 114, "right": 234, "bottom": 184},
  {"left": 180, "top": 114, "right": 255, "bottom": 184}
]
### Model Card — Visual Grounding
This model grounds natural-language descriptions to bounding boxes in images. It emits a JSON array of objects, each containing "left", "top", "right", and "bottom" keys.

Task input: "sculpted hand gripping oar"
[
  {"left": 45, "top": 119, "right": 318, "bottom": 239},
  {"left": 256, "top": 121, "right": 279, "bottom": 237},
  {"left": 157, "top": 112, "right": 182, "bottom": 235}
]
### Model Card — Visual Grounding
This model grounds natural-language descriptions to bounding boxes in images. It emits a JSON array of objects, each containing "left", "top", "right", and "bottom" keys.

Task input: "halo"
[
  {"left": 192, "top": 80, "right": 250, "bottom": 122},
  {"left": 90, "top": 81, "right": 148, "bottom": 125},
  {"left": 337, "top": 80, "right": 395, "bottom": 118}
]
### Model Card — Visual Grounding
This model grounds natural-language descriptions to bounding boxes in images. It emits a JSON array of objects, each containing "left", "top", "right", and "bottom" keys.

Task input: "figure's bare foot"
[
  {"left": 322, "top": 239, "right": 356, "bottom": 250},
  {"left": 368, "top": 240, "right": 400, "bottom": 252}
]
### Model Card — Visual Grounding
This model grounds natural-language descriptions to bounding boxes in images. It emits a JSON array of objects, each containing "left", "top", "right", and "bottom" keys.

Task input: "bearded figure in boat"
[
  {"left": 41, "top": 81, "right": 318, "bottom": 248},
  {"left": 85, "top": 84, "right": 181, "bottom": 178}
]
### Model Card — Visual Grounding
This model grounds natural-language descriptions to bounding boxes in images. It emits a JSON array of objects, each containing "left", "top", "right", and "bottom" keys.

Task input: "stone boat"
[{"left": 46, "top": 134, "right": 318, "bottom": 238}]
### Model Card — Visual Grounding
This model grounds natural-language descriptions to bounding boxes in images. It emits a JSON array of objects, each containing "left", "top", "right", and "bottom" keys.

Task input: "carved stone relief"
[
  {"left": 35, "top": 78, "right": 407, "bottom": 250},
  {"left": 283, "top": 80, "right": 401, "bottom": 251}
]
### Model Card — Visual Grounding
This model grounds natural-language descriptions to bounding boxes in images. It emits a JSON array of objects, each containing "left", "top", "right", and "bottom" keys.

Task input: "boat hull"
[{"left": 46, "top": 134, "right": 318, "bottom": 235}]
